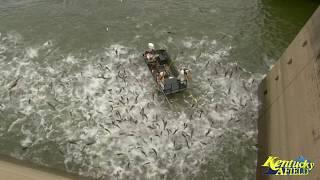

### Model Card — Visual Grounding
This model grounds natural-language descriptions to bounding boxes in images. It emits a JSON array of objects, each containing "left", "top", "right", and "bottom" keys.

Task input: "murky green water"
[{"left": 0, "top": 0, "right": 318, "bottom": 179}]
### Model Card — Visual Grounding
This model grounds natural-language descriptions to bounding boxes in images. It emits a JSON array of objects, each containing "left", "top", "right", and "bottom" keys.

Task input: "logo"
[{"left": 262, "top": 155, "right": 315, "bottom": 176}]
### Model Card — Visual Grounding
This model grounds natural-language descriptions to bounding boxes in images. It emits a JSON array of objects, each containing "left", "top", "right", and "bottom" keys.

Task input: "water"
[{"left": 0, "top": 0, "right": 318, "bottom": 179}]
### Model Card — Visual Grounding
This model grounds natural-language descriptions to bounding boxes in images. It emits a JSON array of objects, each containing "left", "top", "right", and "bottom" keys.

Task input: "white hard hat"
[{"left": 148, "top": 43, "right": 155, "bottom": 50}]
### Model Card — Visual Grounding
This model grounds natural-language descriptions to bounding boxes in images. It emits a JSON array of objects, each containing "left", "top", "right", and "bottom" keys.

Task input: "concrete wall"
[
  {"left": 0, "top": 154, "right": 88, "bottom": 180},
  {"left": 257, "top": 6, "right": 320, "bottom": 180}
]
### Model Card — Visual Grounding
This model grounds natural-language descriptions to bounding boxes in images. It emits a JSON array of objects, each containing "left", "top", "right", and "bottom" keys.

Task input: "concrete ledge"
[{"left": 0, "top": 154, "right": 88, "bottom": 180}]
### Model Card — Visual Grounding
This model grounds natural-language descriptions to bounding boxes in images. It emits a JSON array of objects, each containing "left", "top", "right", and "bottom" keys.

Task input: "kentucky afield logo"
[{"left": 262, "top": 156, "right": 315, "bottom": 175}]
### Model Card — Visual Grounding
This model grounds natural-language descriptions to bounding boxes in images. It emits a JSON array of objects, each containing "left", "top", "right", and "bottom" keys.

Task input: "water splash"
[{"left": 0, "top": 32, "right": 260, "bottom": 179}]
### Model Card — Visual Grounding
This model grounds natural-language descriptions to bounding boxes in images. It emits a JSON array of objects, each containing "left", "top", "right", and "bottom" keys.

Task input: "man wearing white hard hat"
[{"left": 145, "top": 43, "right": 156, "bottom": 62}]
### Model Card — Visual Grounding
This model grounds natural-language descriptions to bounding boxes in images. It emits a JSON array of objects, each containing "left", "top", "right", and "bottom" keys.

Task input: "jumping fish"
[
  {"left": 182, "top": 134, "right": 190, "bottom": 149},
  {"left": 227, "top": 86, "right": 231, "bottom": 95},
  {"left": 183, "top": 123, "right": 188, "bottom": 129},
  {"left": 8, "top": 77, "right": 22, "bottom": 90},
  {"left": 147, "top": 125, "right": 156, "bottom": 129},
  {"left": 151, "top": 148, "right": 158, "bottom": 158},
  {"left": 185, "top": 139, "right": 190, "bottom": 149},
  {"left": 140, "top": 150, "right": 147, "bottom": 157},
  {"left": 189, "top": 113, "right": 193, "bottom": 120},
  {"left": 224, "top": 70, "right": 228, "bottom": 77},
  {"left": 140, "top": 108, "right": 148, "bottom": 120},
  {"left": 199, "top": 110, "right": 204, "bottom": 118},
  {"left": 205, "top": 129, "right": 211, "bottom": 136},
  {"left": 99, "top": 124, "right": 111, "bottom": 134},
  {"left": 242, "top": 80, "right": 249, "bottom": 91},
  {"left": 49, "top": 82, "right": 53, "bottom": 90},
  {"left": 190, "top": 128, "right": 194, "bottom": 139},
  {"left": 85, "top": 140, "right": 96, "bottom": 146},
  {"left": 205, "top": 61, "right": 210, "bottom": 68},
  {"left": 119, "top": 99, "right": 125, "bottom": 105},
  {"left": 200, "top": 141, "right": 207, "bottom": 146},
  {"left": 105, "top": 65, "right": 111, "bottom": 71},
  {"left": 173, "top": 153, "right": 177, "bottom": 159},
  {"left": 229, "top": 70, "right": 233, "bottom": 78},
  {"left": 47, "top": 102, "right": 56, "bottom": 111},
  {"left": 167, "top": 31, "right": 176, "bottom": 35},
  {"left": 162, "top": 119, "right": 167, "bottom": 130},
  {"left": 112, "top": 121, "right": 121, "bottom": 129},
  {"left": 166, "top": 128, "right": 172, "bottom": 134},
  {"left": 214, "top": 68, "right": 218, "bottom": 75}
]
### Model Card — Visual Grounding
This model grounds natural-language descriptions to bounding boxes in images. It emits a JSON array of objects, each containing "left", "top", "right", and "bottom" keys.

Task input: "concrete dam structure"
[
  {"left": 0, "top": 155, "right": 78, "bottom": 180},
  {"left": 257, "top": 6, "right": 320, "bottom": 180}
]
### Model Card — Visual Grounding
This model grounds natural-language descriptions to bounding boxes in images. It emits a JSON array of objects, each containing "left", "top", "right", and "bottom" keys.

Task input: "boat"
[{"left": 143, "top": 43, "right": 191, "bottom": 95}]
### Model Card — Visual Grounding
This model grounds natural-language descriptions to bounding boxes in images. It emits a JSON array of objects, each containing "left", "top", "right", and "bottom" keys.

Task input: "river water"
[{"left": 0, "top": 0, "right": 318, "bottom": 179}]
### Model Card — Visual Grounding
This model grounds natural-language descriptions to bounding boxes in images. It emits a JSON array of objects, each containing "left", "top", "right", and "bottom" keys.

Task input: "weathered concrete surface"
[
  {"left": 0, "top": 154, "right": 86, "bottom": 180},
  {"left": 0, "top": 160, "right": 71, "bottom": 180},
  {"left": 257, "top": 6, "right": 320, "bottom": 180}
]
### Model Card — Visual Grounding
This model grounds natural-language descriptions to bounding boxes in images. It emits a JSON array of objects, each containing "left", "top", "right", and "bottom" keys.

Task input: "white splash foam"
[
  {"left": 26, "top": 47, "right": 39, "bottom": 58},
  {"left": 20, "top": 136, "right": 33, "bottom": 148},
  {"left": 182, "top": 38, "right": 193, "bottom": 48},
  {"left": 64, "top": 55, "right": 76, "bottom": 64}
]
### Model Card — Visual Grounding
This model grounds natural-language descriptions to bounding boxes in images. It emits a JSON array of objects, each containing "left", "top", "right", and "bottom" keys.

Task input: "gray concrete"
[
  {"left": 0, "top": 154, "right": 84, "bottom": 180},
  {"left": 257, "top": 6, "right": 320, "bottom": 180}
]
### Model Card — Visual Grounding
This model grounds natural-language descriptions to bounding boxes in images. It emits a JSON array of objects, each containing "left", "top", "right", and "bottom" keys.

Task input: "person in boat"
[
  {"left": 179, "top": 68, "right": 191, "bottom": 84},
  {"left": 145, "top": 43, "right": 156, "bottom": 62},
  {"left": 159, "top": 71, "right": 166, "bottom": 82},
  {"left": 156, "top": 71, "right": 166, "bottom": 88}
]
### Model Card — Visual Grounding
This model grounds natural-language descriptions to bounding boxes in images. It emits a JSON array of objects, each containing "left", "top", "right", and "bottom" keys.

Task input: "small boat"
[{"left": 143, "top": 43, "right": 191, "bottom": 95}]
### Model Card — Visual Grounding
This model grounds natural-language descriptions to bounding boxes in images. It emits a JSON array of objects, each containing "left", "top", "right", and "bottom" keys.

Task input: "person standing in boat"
[
  {"left": 156, "top": 71, "right": 166, "bottom": 89},
  {"left": 145, "top": 43, "right": 156, "bottom": 62},
  {"left": 179, "top": 68, "right": 191, "bottom": 84}
]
